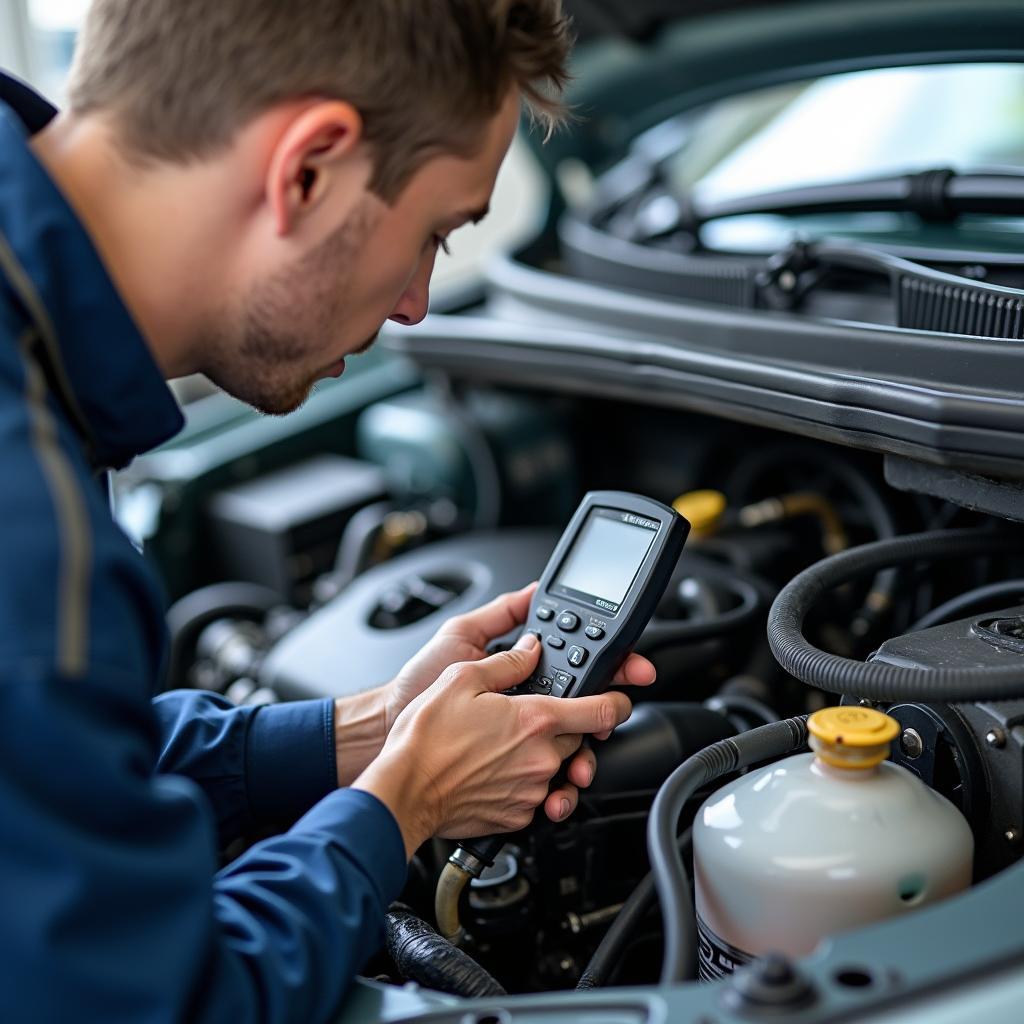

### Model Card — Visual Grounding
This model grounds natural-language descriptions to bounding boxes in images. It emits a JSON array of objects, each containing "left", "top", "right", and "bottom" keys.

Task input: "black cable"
[
  {"left": 385, "top": 904, "right": 506, "bottom": 999},
  {"left": 768, "top": 528, "right": 1024, "bottom": 701},
  {"left": 910, "top": 579, "right": 1024, "bottom": 633},
  {"left": 576, "top": 829, "right": 692, "bottom": 991},
  {"left": 649, "top": 717, "right": 810, "bottom": 985}
]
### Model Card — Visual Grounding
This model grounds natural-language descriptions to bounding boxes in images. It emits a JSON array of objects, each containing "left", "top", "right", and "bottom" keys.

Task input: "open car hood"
[
  {"left": 387, "top": 0, "right": 1024, "bottom": 502},
  {"left": 539, "top": 0, "right": 1024, "bottom": 183}
]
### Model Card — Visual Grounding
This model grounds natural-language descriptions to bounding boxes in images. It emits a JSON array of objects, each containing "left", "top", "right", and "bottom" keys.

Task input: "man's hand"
[
  {"left": 352, "top": 634, "right": 634, "bottom": 857},
  {"left": 334, "top": 582, "right": 657, "bottom": 808},
  {"left": 382, "top": 582, "right": 655, "bottom": 820}
]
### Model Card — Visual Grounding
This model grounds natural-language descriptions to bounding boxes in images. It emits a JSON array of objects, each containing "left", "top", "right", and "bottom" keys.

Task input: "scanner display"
[{"left": 552, "top": 510, "right": 657, "bottom": 610}]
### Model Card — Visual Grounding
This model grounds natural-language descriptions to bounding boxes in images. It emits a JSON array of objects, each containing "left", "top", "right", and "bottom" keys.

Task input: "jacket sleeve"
[
  {"left": 0, "top": 661, "right": 407, "bottom": 1024},
  {"left": 152, "top": 689, "right": 338, "bottom": 845}
]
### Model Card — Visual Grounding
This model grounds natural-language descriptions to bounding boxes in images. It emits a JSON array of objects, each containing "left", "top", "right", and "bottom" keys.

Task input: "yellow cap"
[
  {"left": 673, "top": 490, "right": 727, "bottom": 537},
  {"left": 808, "top": 706, "right": 900, "bottom": 770}
]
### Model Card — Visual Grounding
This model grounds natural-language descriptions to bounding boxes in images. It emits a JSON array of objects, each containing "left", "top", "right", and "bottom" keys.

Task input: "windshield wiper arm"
[{"left": 686, "top": 168, "right": 1024, "bottom": 228}]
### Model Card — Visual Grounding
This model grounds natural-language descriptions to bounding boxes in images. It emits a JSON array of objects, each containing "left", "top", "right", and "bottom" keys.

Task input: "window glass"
[
  {"left": 26, "top": 0, "right": 88, "bottom": 101},
  {"left": 664, "top": 63, "right": 1024, "bottom": 206}
]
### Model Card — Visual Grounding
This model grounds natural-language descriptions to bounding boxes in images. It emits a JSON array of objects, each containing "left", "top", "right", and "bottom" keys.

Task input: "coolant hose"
[
  {"left": 649, "top": 717, "right": 810, "bottom": 985},
  {"left": 385, "top": 904, "right": 506, "bottom": 998},
  {"left": 435, "top": 861, "right": 472, "bottom": 944},
  {"left": 768, "top": 528, "right": 1024, "bottom": 701},
  {"left": 576, "top": 829, "right": 693, "bottom": 990}
]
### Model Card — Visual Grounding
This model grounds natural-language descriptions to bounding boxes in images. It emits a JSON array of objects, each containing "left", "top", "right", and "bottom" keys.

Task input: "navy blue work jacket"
[{"left": 0, "top": 73, "right": 406, "bottom": 1022}]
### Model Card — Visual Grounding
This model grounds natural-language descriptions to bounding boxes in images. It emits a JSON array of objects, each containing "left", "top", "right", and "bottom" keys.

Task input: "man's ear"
[{"left": 266, "top": 100, "right": 365, "bottom": 237}]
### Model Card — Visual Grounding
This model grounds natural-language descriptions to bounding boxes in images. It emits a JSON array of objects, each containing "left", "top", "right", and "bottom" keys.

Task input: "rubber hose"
[
  {"left": 649, "top": 717, "right": 809, "bottom": 985},
  {"left": 642, "top": 577, "right": 764, "bottom": 653},
  {"left": 576, "top": 829, "right": 693, "bottom": 990},
  {"left": 910, "top": 578, "right": 1024, "bottom": 633},
  {"left": 385, "top": 904, "right": 506, "bottom": 998},
  {"left": 435, "top": 861, "right": 472, "bottom": 944},
  {"left": 726, "top": 443, "right": 898, "bottom": 631},
  {"left": 767, "top": 528, "right": 1024, "bottom": 701}
]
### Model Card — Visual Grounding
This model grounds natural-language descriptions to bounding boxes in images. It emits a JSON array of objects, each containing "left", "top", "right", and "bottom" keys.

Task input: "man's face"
[{"left": 199, "top": 91, "right": 521, "bottom": 415}]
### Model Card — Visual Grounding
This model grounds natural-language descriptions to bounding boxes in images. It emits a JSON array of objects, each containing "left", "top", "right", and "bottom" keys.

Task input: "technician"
[{"left": 0, "top": 2, "right": 656, "bottom": 1022}]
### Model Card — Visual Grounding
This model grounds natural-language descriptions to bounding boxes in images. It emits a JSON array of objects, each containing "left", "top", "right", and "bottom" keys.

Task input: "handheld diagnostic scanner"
[
  {"left": 510, "top": 490, "right": 690, "bottom": 700},
  {"left": 437, "top": 492, "right": 691, "bottom": 940}
]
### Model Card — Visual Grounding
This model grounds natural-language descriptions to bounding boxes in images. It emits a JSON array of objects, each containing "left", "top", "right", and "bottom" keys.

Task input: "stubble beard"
[{"left": 199, "top": 198, "right": 381, "bottom": 416}]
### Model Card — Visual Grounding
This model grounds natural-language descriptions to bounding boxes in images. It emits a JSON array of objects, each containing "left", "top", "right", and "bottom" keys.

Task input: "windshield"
[{"left": 666, "top": 63, "right": 1024, "bottom": 207}]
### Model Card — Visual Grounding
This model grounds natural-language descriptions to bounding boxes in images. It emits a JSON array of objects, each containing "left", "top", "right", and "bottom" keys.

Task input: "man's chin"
[
  {"left": 353, "top": 331, "right": 379, "bottom": 356},
  {"left": 231, "top": 378, "right": 317, "bottom": 417}
]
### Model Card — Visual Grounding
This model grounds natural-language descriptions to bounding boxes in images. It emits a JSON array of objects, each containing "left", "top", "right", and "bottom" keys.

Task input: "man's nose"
[{"left": 388, "top": 252, "right": 435, "bottom": 326}]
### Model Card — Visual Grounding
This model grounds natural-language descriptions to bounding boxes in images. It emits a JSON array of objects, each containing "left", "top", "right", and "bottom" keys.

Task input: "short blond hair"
[{"left": 68, "top": 0, "right": 572, "bottom": 199}]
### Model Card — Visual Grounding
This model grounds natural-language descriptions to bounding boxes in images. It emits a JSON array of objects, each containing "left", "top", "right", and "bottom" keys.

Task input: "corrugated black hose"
[
  {"left": 384, "top": 904, "right": 506, "bottom": 999},
  {"left": 768, "top": 527, "right": 1024, "bottom": 701}
]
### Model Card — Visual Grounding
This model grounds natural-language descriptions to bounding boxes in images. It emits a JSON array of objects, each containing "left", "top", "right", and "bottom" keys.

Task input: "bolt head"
[
  {"left": 900, "top": 728, "right": 924, "bottom": 760},
  {"left": 986, "top": 728, "right": 1007, "bottom": 749}
]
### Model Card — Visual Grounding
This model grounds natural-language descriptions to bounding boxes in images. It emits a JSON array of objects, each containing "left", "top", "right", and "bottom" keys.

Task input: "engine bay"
[{"left": 153, "top": 386, "right": 1024, "bottom": 1017}]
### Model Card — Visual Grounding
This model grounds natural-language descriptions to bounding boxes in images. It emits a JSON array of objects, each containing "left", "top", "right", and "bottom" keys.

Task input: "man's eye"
[{"left": 432, "top": 234, "right": 453, "bottom": 257}]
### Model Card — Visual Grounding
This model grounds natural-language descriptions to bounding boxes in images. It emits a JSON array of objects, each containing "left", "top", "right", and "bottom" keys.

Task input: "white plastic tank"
[{"left": 693, "top": 706, "right": 974, "bottom": 980}]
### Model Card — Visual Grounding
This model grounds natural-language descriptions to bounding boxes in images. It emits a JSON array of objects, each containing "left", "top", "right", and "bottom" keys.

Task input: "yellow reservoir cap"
[
  {"left": 673, "top": 489, "right": 726, "bottom": 536},
  {"left": 808, "top": 706, "right": 900, "bottom": 770}
]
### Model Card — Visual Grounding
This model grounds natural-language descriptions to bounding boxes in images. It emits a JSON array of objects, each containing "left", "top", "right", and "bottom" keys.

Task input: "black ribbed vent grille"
[
  {"left": 673, "top": 261, "right": 755, "bottom": 308},
  {"left": 897, "top": 275, "right": 1024, "bottom": 340}
]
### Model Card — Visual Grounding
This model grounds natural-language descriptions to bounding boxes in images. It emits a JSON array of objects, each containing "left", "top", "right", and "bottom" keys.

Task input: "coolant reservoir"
[{"left": 693, "top": 706, "right": 974, "bottom": 980}]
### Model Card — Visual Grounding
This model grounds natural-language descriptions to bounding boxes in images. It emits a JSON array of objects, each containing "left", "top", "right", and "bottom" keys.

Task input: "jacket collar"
[{"left": 0, "top": 73, "right": 183, "bottom": 469}]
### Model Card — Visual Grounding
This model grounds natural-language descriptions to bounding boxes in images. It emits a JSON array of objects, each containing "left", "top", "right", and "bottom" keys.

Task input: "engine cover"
[{"left": 260, "top": 530, "right": 556, "bottom": 699}]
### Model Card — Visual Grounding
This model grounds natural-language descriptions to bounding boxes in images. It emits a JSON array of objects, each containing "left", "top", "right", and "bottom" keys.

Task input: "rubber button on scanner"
[
  {"left": 584, "top": 625, "right": 605, "bottom": 640},
  {"left": 567, "top": 645, "right": 588, "bottom": 668},
  {"left": 550, "top": 670, "right": 575, "bottom": 696},
  {"left": 546, "top": 635, "right": 566, "bottom": 650},
  {"left": 557, "top": 611, "right": 580, "bottom": 632},
  {"left": 536, "top": 607, "right": 555, "bottom": 621}
]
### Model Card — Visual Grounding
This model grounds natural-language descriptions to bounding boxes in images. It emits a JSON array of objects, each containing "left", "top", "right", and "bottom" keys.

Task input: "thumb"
[{"left": 475, "top": 633, "right": 541, "bottom": 692}]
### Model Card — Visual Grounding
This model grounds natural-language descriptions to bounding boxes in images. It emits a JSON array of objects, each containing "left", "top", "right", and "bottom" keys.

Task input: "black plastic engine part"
[
  {"left": 587, "top": 703, "right": 736, "bottom": 799},
  {"left": 208, "top": 454, "right": 389, "bottom": 605},
  {"left": 871, "top": 608, "right": 1024, "bottom": 877},
  {"left": 165, "top": 581, "right": 282, "bottom": 691}
]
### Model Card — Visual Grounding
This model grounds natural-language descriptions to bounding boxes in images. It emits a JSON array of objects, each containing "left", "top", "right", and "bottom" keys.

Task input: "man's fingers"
[
  {"left": 469, "top": 633, "right": 541, "bottom": 692},
  {"left": 544, "top": 783, "right": 579, "bottom": 823},
  {"left": 553, "top": 732, "right": 583, "bottom": 762},
  {"left": 545, "top": 691, "right": 632, "bottom": 736},
  {"left": 566, "top": 745, "right": 597, "bottom": 789},
  {"left": 611, "top": 653, "right": 657, "bottom": 687},
  {"left": 446, "top": 582, "right": 538, "bottom": 647}
]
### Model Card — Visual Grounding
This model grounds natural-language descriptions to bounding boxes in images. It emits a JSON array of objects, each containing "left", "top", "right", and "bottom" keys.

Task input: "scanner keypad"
[{"left": 515, "top": 603, "right": 610, "bottom": 697}]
